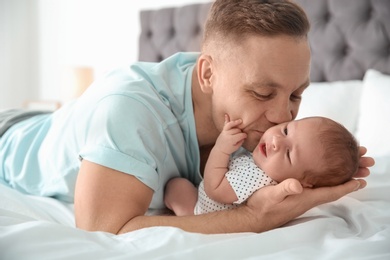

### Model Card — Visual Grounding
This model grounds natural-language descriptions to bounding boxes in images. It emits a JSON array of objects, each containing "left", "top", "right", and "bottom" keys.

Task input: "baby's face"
[{"left": 252, "top": 117, "right": 324, "bottom": 187}]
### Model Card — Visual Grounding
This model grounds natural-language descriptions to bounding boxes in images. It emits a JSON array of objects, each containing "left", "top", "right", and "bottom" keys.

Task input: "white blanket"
[{"left": 1, "top": 158, "right": 389, "bottom": 259}]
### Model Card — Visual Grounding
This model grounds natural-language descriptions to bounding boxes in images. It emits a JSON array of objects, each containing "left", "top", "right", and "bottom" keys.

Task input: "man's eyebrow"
[
  {"left": 247, "top": 80, "right": 280, "bottom": 89},
  {"left": 299, "top": 79, "right": 310, "bottom": 90},
  {"left": 250, "top": 78, "right": 311, "bottom": 90}
]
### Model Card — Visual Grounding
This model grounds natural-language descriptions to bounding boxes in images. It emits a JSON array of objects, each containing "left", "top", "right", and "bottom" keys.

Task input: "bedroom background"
[
  {"left": 0, "top": 0, "right": 211, "bottom": 110},
  {"left": 1, "top": 1, "right": 389, "bottom": 258}
]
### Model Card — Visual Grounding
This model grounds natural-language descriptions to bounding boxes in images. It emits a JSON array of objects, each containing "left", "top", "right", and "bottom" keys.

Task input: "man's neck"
[{"left": 191, "top": 63, "right": 220, "bottom": 148}]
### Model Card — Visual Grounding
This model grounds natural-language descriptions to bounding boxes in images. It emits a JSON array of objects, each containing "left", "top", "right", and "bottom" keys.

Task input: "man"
[{"left": 0, "top": 0, "right": 373, "bottom": 234}]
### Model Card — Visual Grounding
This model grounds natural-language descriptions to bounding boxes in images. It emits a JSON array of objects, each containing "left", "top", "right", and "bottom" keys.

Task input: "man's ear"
[{"left": 197, "top": 54, "right": 213, "bottom": 94}]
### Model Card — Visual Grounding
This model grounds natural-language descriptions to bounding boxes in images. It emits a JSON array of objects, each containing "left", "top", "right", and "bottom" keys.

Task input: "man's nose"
[{"left": 266, "top": 99, "right": 293, "bottom": 124}]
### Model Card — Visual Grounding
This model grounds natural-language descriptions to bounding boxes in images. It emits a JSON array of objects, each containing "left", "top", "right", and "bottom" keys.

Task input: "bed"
[{"left": 1, "top": 0, "right": 390, "bottom": 259}]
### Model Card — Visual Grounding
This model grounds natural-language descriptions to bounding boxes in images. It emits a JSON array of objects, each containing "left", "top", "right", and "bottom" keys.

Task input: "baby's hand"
[{"left": 215, "top": 115, "right": 247, "bottom": 155}]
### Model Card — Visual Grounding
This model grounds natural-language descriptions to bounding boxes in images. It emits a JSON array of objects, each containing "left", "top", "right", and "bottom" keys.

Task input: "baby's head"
[
  {"left": 302, "top": 117, "right": 359, "bottom": 187},
  {"left": 253, "top": 116, "right": 359, "bottom": 188},
  {"left": 304, "top": 118, "right": 359, "bottom": 187}
]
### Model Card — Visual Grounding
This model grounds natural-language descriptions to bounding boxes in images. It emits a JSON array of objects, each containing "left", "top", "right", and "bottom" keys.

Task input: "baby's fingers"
[{"left": 224, "top": 118, "right": 243, "bottom": 130}]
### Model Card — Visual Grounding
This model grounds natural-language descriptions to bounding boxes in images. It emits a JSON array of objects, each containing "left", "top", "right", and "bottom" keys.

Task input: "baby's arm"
[{"left": 203, "top": 115, "right": 247, "bottom": 204}]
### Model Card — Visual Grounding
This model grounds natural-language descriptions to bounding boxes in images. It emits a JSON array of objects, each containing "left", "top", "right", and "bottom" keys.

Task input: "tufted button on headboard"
[
  {"left": 138, "top": 0, "right": 390, "bottom": 82},
  {"left": 295, "top": 0, "right": 390, "bottom": 81}
]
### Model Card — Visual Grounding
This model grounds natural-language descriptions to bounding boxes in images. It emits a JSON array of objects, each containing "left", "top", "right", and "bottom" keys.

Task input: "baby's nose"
[{"left": 272, "top": 135, "right": 282, "bottom": 151}]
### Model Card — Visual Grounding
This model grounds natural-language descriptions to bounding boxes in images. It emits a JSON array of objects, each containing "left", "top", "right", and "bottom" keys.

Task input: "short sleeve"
[{"left": 79, "top": 94, "right": 168, "bottom": 191}]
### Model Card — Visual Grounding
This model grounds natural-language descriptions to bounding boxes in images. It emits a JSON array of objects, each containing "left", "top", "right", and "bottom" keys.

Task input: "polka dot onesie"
[{"left": 194, "top": 149, "right": 278, "bottom": 215}]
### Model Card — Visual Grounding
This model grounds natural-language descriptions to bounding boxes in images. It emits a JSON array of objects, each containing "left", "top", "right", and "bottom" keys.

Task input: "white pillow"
[
  {"left": 296, "top": 80, "right": 363, "bottom": 134},
  {"left": 356, "top": 69, "right": 390, "bottom": 157}
]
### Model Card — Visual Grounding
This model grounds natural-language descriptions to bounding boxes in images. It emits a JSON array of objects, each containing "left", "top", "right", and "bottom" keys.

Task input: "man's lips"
[{"left": 260, "top": 143, "right": 267, "bottom": 157}]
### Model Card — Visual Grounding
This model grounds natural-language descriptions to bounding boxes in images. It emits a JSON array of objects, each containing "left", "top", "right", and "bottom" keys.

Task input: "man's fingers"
[
  {"left": 358, "top": 156, "right": 375, "bottom": 168},
  {"left": 355, "top": 167, "right": 371, "bottom": 178},
  {"left": 358, "top": 146, "right": 367, "bottom": 156},
  {"left": 306, "top": 179, "right": 366, "bottom": 206},
  {"left": 356, "top": 156, "right": 374, "bottom": 178},
  {"left": 356, "top": 145, "right": 374, "bottom": 178},
  {"left": 356, "top": 178, "right": 367, "bottom": 189}
]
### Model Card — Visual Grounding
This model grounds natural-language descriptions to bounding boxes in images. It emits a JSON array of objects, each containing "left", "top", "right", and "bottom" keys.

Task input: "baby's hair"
[
  {"left": 305, "top": 117, "right": 359, "bottom": 187},
  {"left": 202, "top": 0, "right": 310, "bottom": 51}
]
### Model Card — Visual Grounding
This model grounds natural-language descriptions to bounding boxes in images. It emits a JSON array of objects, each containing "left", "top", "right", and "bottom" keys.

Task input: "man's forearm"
[{"left": 118, "top": 206, "right": 261, "bottom": 234}]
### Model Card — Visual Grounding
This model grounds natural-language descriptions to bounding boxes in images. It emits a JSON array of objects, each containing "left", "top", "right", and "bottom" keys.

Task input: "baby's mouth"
[{"left": 260, "top": 143, "right": 267, "bottom": 157}]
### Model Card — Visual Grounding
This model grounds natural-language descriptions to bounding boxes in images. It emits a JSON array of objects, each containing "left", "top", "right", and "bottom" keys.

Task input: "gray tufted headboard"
[{"left": 139, "top": 0, "right": 390, "bottom": 82}]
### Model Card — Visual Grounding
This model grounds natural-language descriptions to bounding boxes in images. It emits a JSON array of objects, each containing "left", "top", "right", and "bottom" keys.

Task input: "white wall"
[
  {"left": 0, "top": 0, "right": 212, "bottom": 109},
  {"left": 0, "top": 0, "right": 40, "bottom": 109}
]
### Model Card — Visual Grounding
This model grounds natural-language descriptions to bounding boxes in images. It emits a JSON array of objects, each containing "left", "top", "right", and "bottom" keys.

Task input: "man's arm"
[
  {"left": 120, "top": 178, "right": 366, "bottom": 234},
  {"left": 74, "top": 160, "right": 367, "bottom": 234},
  {"left": 74, "top": 160, "right": 153, "bottom": 233}
]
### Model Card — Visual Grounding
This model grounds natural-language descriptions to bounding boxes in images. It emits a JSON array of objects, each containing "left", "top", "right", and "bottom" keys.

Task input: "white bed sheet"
[{"left": 1, "top": 157, "right": 389, "bottom": 260}]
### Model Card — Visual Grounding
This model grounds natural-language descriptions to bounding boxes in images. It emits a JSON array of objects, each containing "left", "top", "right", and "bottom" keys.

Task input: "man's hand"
[
  {"left": 244, "top": 177, "right": 366, "bottom": 232},
  {"left": 356, "top": 146, "right": 375, "bottom": 178}
]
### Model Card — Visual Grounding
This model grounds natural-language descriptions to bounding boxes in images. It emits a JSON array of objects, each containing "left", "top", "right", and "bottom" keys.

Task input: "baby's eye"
[
  {"left": 287, "top": 149, "right": 291, "bottom": 163},
  {"left": 283, "top": 127, "right": 288, "bottom": 135}
]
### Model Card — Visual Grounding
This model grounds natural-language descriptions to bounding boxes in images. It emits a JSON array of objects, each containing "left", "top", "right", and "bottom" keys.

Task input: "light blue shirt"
[{"left": 0, "top": 52, "right": 202, "bottom": 208}]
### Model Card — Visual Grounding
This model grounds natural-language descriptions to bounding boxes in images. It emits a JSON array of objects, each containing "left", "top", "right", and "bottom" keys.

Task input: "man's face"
[{"left": 209, "top": 35, "right": 311, "bottom": 151}]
